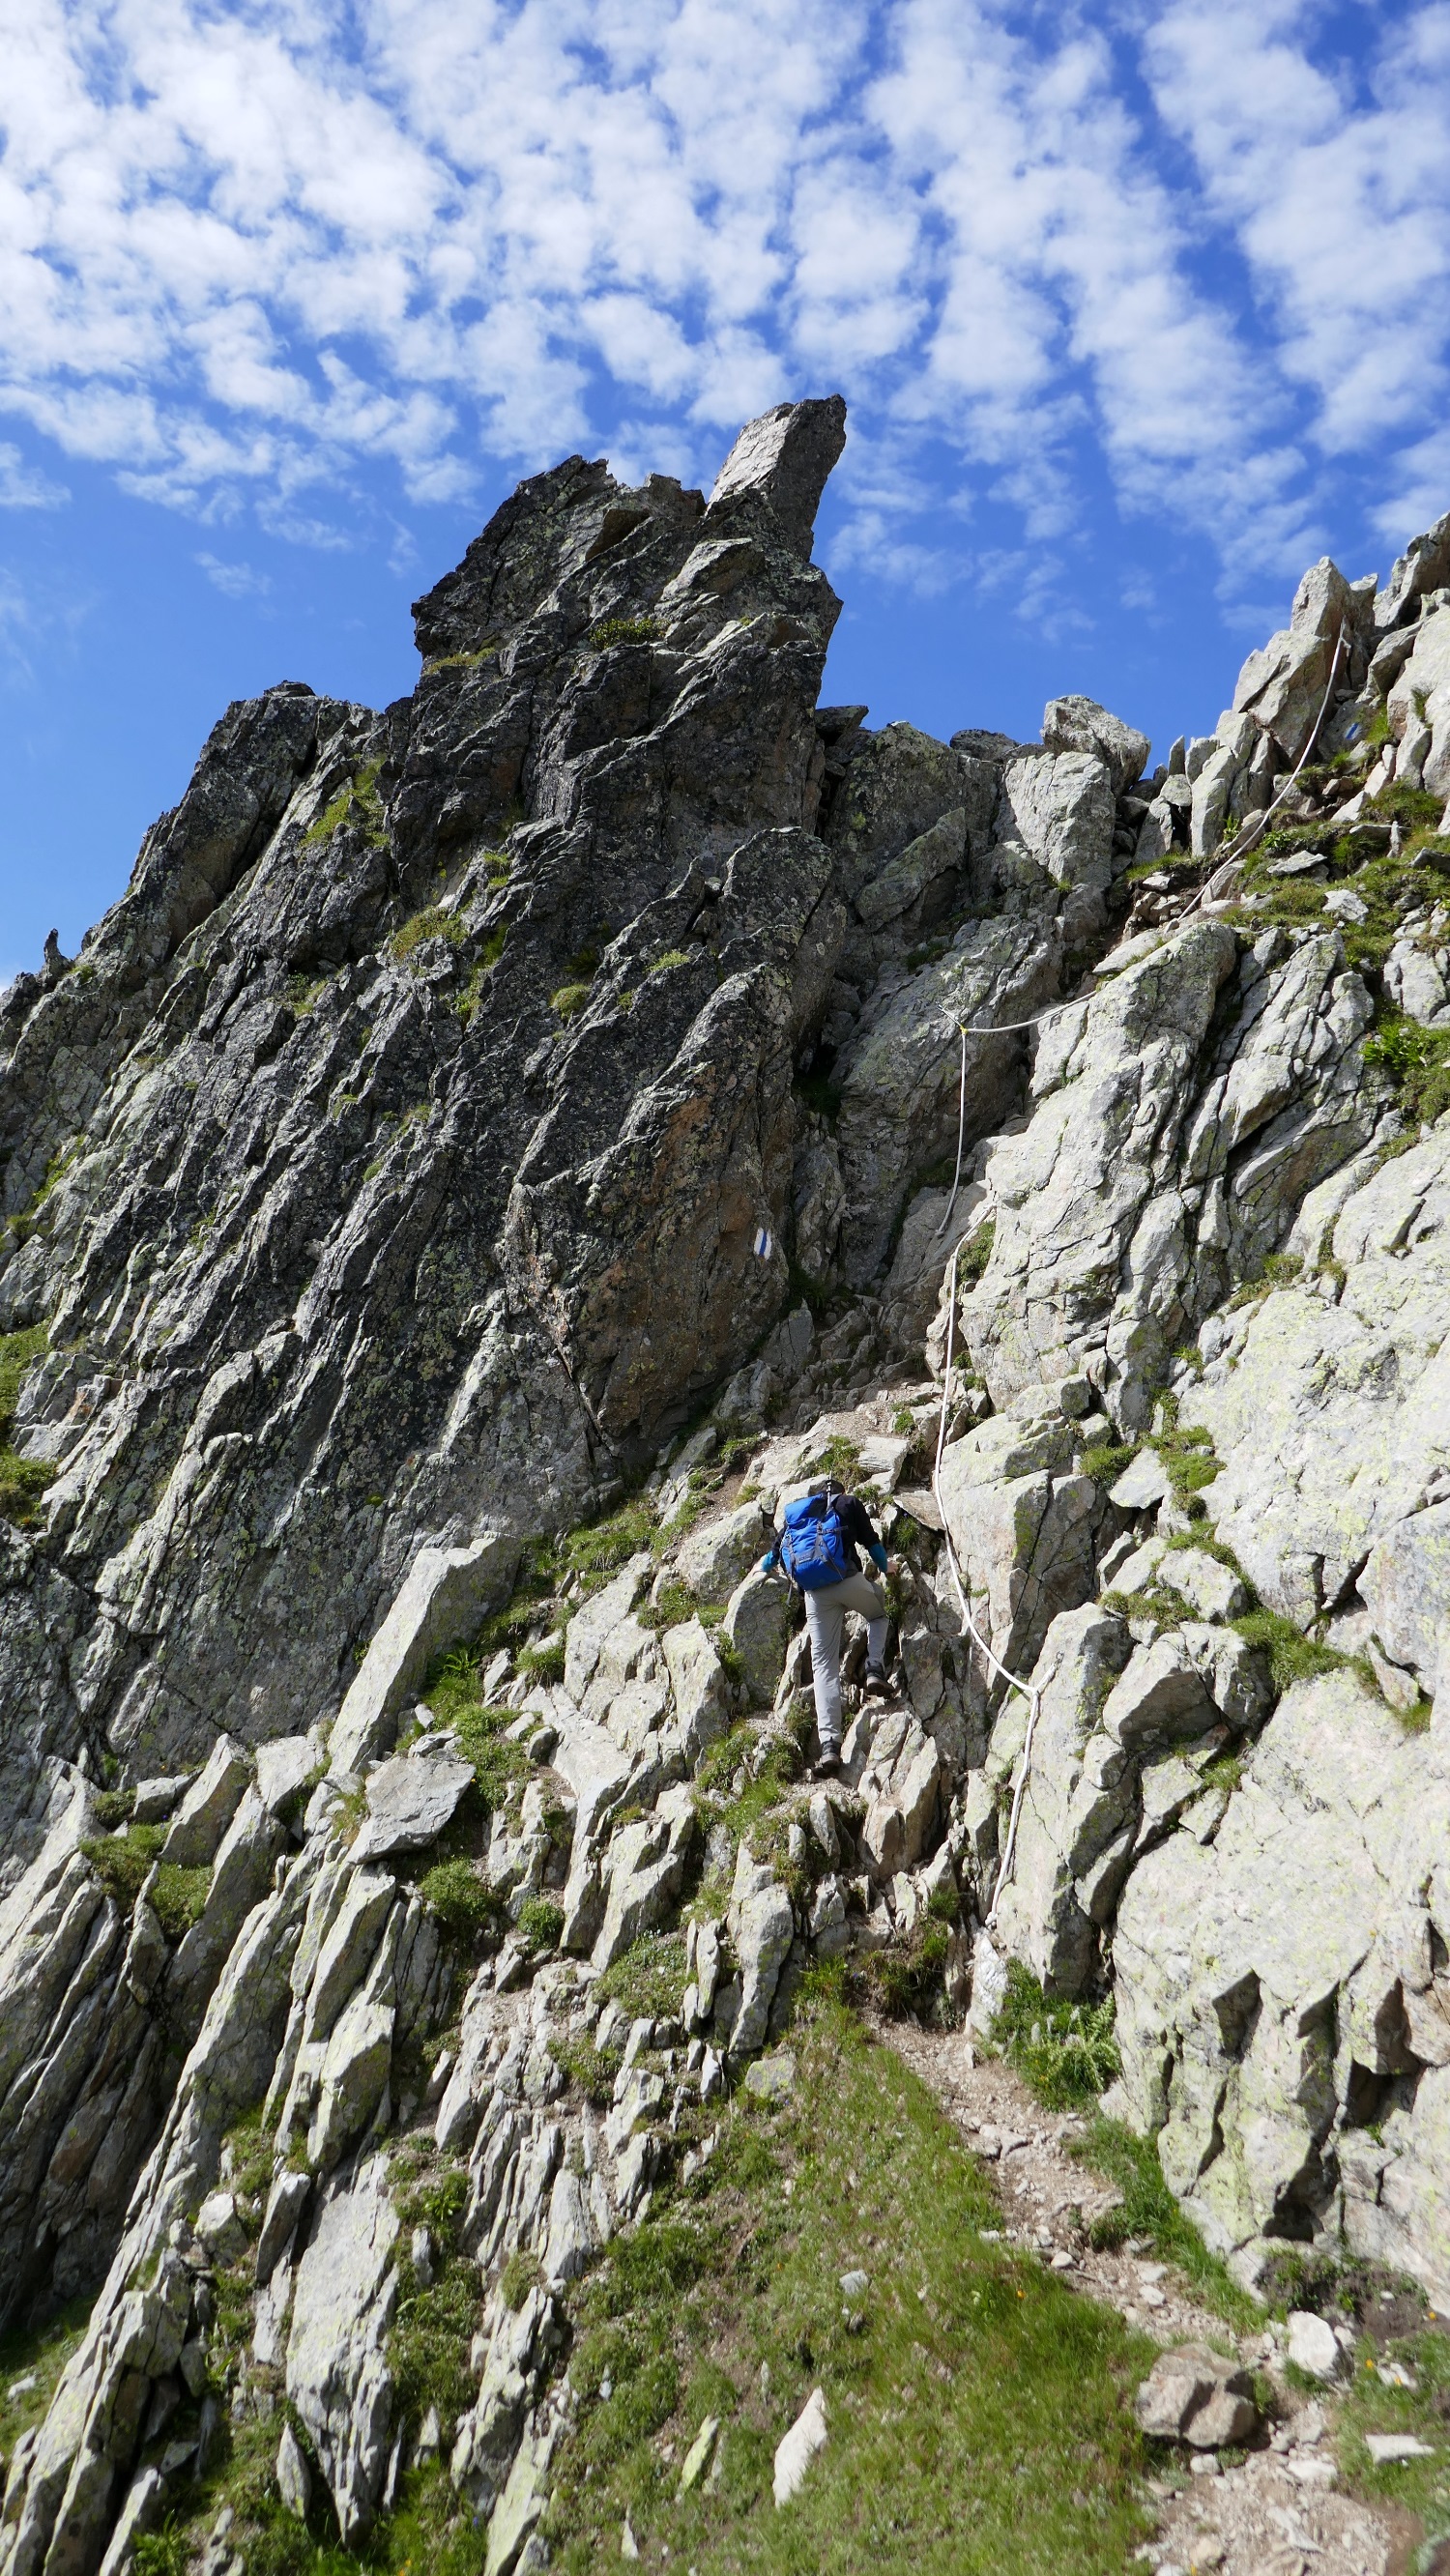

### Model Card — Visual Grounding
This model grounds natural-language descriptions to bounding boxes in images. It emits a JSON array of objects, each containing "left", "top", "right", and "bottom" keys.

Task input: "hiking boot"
[
  {"left": 864, "top": 1664, "right": 891, "bottom": 1699},
  {"left": 813, "top": 1751, "right": 841, "bottom": 1780}
]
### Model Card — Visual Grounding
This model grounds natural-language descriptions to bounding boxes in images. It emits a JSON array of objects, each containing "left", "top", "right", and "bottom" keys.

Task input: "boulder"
[
  {"left": 1165, "top": 1548, "right": 1248, "bottom": 1623},
  {"left": 286, "top": 2153, "right": 400, "bottom": 2543},
  {"left": 661, "top": 1618, "right": 731, "bottom": 1763},
  {"left": 833, "top": 914, "right": 1058, "bottom": 1283},
  {"left": 1113, "top": 1669, "right": 1450, "bottom": 2302},
  {"left": 997, "top": 751, "right": 1116, "bottom": 906},
  {"left": 1041, "top": 695, "right": 1149, "bottom": 795},
  {"left": 350, "top": 1748, "right": 476, "bottom": 1863},
  {"left": 330, "top": 1533, "right": 520, "bottom": 1774},
  {"left": 961, "top": 916, "right": 1237, "bottom": 1424},
  {"left": 564, "top": 1555, "right": 652, "bottom": 1702},
  {"left": 276, "top": 2421, "right": 311, "bottom": 2518},
  {"left": 1185, "top": 1130, "right": 1450, "bottom": 1629},
  {"left": 1286, "top": 2310, "right": 1343, "bottom": 2383},
  {"left": 255, "top": 1736, "right": 321, "bottom": 1817},
  {"left": 159, "top": 1735, "right": 252, "bottom": 1869},
  {"left": 1358, "top": 1504, "right": 1450, "bottom": 1700},
  {"left": 674, "top": 1500, "right": 769, "bottom": 1605},
  {"left": 1134, "top": 2345, "right": 1259, "bottom": 2446},
  {"left": 592, "top": 1788, "right": 695, "bottom": 1973},
  {"left": 722, "top": 1568, "right": 792, "bottom": 1707},
  {"left": 938, "top": 1429, "right": 1101, "bottom": 1716},
  {"left": 1232, "top": 558, "right": 1354, "bottom": 762},
  {"left": 727, "top": 1844, "right": 795, "bottom": 2058},
  {"left": 773, "top": 2387, "right": 828, "bottom": 2505}
]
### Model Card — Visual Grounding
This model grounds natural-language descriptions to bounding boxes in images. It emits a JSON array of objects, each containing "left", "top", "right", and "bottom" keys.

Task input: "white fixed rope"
[{"left": 921, "top": 630, "right": 1359, "bottom": 1921}]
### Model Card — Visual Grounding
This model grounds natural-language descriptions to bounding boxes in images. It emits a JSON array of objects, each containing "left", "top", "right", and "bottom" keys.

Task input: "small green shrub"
[
  {"left": 423, "top": 641, "right": 499, "bottom": 672},
  {"left": 500, "top": 2248, "right": 545, "bottom": 2311},
  {"left": 391, "top": 2235, "right": 477, "bottom": 2441},
  {"left": 992, "top": 1960, "right": 1120, "bottom": 2108},
  {"left": 551, "top": 981, "right": 594, "bottom": 1021},
  {"left": 588, "top": 616, "right": 660, "bottom": 650},
  {"left": 518, "top": 1895, "right": 565, "bottom": 1954},
  {"left": 455, "top": 923, "right": 508, "bottom": 1022},
  {"left": 1149, "top": 1395, "right": 1220, "bottom": 1518},
  {"left": 549, "top": 2032, "right": 624, "bottom": 2105},
  {"left": 0, "top": 1322, "right": 48, "bottom": 1422},
  {"left": 419, "top": 1858, "right": 506, "bottom": 1940},
  {"left": 1364, "top": 1010, "right": 1450, "bottom": 1131},
  {"left": 566, "top": 1496, "right": 659, "bottom": 1581},
  {"left": 1228, "top": 1249, "right": 1305, "bottom": 1310},
  {"left": 0, "top": 1452, "right": 57, "bottom": 1529},
  {"left": 815, "top": 1433, "right": 863, "bottom": 1486},
  {"left": 635, "top": 1577, "right": 699, "bottom": 1635},
  {"left": 862, "top": 1920, "right": 951, "bottom": 2019},
  {"left": 648, "top": 948, "right": 692, "bottom": 976},
  {"left": 151, "top": 1863, "right": 212, "bottom": 1941}
]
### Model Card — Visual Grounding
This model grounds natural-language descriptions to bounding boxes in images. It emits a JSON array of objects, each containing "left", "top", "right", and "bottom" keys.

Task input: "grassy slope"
[{"left": 546, "top": 1990, "right": 1156, "bottom": 2574}]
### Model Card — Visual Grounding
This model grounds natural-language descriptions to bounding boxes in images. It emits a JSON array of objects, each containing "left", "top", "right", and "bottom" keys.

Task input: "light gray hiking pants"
[{"left": 803, "top": 1571, "right": 888, "bottom": 1754}]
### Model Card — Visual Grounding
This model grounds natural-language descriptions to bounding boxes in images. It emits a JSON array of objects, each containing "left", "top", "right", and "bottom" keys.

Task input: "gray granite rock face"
[
  {"left": 7, "top": 421, "right": 1450, "bottom": 2576},
  {"left": 0, "top": 400, "right": 855, "bottom": 1798},
  {"left": 287, "top": 2153, "right": 400, "bottom": 2542},
  {"left": 1113, "top": 1671, "right": 1450, "bottom": 2304}
]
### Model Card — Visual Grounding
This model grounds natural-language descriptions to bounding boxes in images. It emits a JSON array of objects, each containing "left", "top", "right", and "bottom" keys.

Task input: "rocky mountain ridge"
[{"left": 2, "top": 398, "right": 1449, "bottom": 2576}]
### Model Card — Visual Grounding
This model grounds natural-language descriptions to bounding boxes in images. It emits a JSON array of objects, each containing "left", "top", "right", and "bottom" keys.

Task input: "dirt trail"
[{"left": 884, "top": 2021, "right": 1404, "bottom": 2576}]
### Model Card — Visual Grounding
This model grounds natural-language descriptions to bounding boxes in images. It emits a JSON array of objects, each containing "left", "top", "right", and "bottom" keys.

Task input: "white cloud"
[
  {"left": 0, "top": 443, "right": 68, "bottom": 507},
  {"left": 1146, "top": 1, "right": 1450, "bottom": 486},
  {"left": 195, "top": 552, "right": 273, "bottom": 597},
  {"left": 0, "top": 0, "right": 1446, "bottom": 607}
]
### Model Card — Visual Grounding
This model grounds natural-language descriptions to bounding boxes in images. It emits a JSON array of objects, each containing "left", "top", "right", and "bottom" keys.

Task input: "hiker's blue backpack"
[{"left": 779, "top": 1491, "right": 852, "bottom": 1589}]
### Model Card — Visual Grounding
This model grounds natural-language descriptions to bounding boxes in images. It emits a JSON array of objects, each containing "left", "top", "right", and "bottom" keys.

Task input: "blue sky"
[{"left": 4, "top": 0, "right": 1450, "bottom": 984}]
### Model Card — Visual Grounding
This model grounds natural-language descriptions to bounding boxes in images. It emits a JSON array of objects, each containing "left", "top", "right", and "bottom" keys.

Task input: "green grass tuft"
[
  {"left": 80, "top": 1821, "right": 166, "bottom": 1910},
  {"left": 389, "top": 905, "right": 468, "bottom": 966},
  {"left": 1364, "top": 1008, "right": 1450, "bottom": 1131},
  {"left": 1070, "top": 2119, "right": 1261, "bottom": 2331},
  {"left": 304, "top": 756, "right": 386, "bottom": 850},
  {"left": 956, "top": 1217, "right": 996, "bottom": 1288},
  {"left": 423, "top": 642, "right": 499, "bottom": 672},
  {"left": 151, "top": 1862, "right": 213, "bottom": 1941},
  {"left": 0, "top": 1322, "right": 56, "bottom": 1530},
  {"left": 1079, "top": 1440, "right": 1137, "bottom": 1491},
  {"left": 597, "top": 1930, "right": 690, "bottom": 2023},
  {"left": 1231, "top": 1606, "right": 1344, "bottom": 1693}
]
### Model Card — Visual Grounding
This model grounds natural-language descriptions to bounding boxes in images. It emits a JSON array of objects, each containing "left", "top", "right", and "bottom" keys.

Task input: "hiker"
[{"left": 760, "top": 1477, "right": 892, "bottom": 1777}]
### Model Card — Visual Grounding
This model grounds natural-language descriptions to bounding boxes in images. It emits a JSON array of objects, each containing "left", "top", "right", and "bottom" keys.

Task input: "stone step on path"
[{"left": 881, "top": 2030, "right": 1398, "bottom": 2576}]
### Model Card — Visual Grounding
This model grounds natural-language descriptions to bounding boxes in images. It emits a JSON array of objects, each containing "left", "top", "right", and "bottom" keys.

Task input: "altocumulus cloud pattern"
[{"left": 3, "top": 0, "right": 1450, "bottom": 603}]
